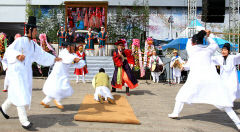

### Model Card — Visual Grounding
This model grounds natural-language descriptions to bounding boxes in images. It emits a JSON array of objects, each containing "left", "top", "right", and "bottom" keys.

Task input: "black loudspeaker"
[{"left": 202, "top": 0, "right": 225, "bottom": 23}]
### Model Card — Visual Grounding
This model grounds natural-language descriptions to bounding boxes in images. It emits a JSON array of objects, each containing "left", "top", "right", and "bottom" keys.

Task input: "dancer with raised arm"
[{"left": 168, "top": 30, "right": 240, "bottom": 131}]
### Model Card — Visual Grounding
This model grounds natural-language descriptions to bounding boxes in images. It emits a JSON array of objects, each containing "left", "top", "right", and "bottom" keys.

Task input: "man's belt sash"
[{"left": 99, "top": 38, "right": 106, "bottom": 41}]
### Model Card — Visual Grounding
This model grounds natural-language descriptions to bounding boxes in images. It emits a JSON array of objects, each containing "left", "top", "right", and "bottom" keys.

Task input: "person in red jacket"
[
  {"left": 111, "top": 40, "right": 138, "bottom": 96},
  {"left": 74, "top": 45, "right": 88, "bottom": 83}
]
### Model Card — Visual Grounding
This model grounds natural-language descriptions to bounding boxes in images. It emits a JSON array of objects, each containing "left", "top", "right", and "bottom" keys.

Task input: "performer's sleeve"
[
  {"left": 183, "top": 58, "right": 191, "bottom": 71},
  {"left": 61, "top": 52, "right": 76, "bottom": 64},
  {"left": 233, "top": 54, "right": 240, "bottom": 65},
  {"left": 2, "top": 53, "right": 7, "bottom": 71},
  {"left": 6, "top": 39, "right": 23, "bottom": 64},
  {"left": 186, "top": 39, "right": 192, "bottom": 51},
  {"left": 124, "top": 49, "right": 135, "bottom": 65},
  {"left": 183, "top": 62, "right": 190, "bottom": 71},
  {"left": 92, "top": 75, "right": 96, "bottom": 89},
  {"left": 113, "top": 51, "right": 122, "bottom": 67},
  {"left": 179, "top": 57, "right": 184, "bottom": 63},
  {"left": 98, "top": 33, "right": 100, "bottom": 38},
  {"left": 33, "top": 43, "right": 55, "bottom": 66},
  {"left": 212, "top": 56, "right": 221, "bottom": 66},
  {"left": 107, "top": 75, "right": 111, "bottom": 89},
  {"left": 207, "top": 37, "right": 219, "bottom": 53}
]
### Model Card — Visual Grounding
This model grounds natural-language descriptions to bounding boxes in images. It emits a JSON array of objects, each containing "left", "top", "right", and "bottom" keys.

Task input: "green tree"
[
  {"left": 107, "top": 0, "right": 149, "bottom": 49},
  {"left": 26, "top": 3, "right": 34, "bottom": 17}
]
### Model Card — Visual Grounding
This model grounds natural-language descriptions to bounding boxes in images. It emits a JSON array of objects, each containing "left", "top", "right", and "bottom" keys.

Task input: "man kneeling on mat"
[{"left": 92, "top": 68, "right": 115, "bottom": 104}]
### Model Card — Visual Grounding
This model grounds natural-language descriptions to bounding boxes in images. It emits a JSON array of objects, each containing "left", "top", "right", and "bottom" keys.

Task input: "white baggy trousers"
[
  {"left": 2, "top": 98, "right": 30, "bottom": 126},
  {"left": 171, "top": 101, "right": 240, "bottom": 129}
]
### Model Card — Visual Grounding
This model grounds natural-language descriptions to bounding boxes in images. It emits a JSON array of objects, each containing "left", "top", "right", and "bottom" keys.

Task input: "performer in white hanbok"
[
  {"left": 170, "top": 50, "right": 184, "bottom": 84},
  {"left": 92, "top": 68, "right": 115, "bottom": 104},
  {"left": 41, "top": 44, "right": 85, "bottom": 109},
  {"left": 212, "top": 43, "right": 240, "bottom": 103},
  {"left": 2, "top": 33, "right": 22, "bottom": 92},
  {"left": 168, "top": 30, "right": 240, "bottom": 130},
  {"left": 149, "top": 50, "right": 164, "bottom": 83},
  {"left": 2, "top": 53, "right": 8, "bottom": 92},
  {"left": 0, "top": 16, "right": 61, "bottom": 130}
]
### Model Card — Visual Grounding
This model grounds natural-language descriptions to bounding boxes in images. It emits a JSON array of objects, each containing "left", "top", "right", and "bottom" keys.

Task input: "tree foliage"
[{"left": 107, "top": 0, "right": 149, "bottom": 49}]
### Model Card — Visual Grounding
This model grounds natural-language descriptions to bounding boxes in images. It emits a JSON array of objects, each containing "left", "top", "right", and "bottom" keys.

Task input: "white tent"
[{"left": 179, "top": 20, "right": 205, "bottom": 38}]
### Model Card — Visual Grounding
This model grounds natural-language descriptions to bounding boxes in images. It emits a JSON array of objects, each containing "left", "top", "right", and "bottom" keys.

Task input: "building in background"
[{"left": 0, "top": 0, "right": 231, "bottom": 40}]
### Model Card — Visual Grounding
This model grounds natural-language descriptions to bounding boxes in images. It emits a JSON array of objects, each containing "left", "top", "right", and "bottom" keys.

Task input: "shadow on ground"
[
  {"left": 116, "top": 90, "right": 156, "bottom": 96},
  {"left": 29, "top": 113, "right": 78, "bottom": 130},
  {"left": 180, "top": 109, "right": 237, "bottom": 130}
]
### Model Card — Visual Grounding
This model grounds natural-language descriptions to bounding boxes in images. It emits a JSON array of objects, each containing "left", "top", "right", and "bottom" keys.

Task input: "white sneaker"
[
  {"left": 168, "top": 113, "right": 179, "bottom": 119},
  {"left": 82, "top": 80, "right": 86, "bottom": 83},
  {"left": 76, "top": 80, "right": 79, "bottom": 84}
]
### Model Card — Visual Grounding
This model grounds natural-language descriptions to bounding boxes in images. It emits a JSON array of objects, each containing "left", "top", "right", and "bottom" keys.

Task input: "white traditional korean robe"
[
  {"left": 170, "top": 56, "right": 184, "bottom": 77},
  {"left": 212, "top": 54, "right": 240, "bottom": 102},
  {"left": 5, "top": 37, "right": 55, "bottom": 107},
  {"left": 43, "top": 49, "right": 85, "bottom": 100},
  {"left": 176, "top": 38, "right": 233, "bottom": 107},
  {"left": 2, "top": 53, "right": 9, "bottom": 90}
]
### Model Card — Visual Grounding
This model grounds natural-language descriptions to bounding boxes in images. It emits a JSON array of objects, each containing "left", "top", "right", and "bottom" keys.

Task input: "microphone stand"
[{"left": 162, "top": 61, "right": 171, "bottom": 86}]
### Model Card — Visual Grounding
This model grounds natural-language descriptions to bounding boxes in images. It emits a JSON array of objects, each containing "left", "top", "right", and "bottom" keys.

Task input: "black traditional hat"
[
  {"left": 26, "top": 16, "right": 37, "bottom": 28},
  {"left": 222, "top": 43, "right": 231, "bottom": 52}
]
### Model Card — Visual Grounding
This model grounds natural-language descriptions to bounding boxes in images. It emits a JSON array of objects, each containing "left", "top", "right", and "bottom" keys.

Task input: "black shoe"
[
  {"left": 126, "top": 87, "right": 129, "bottom": 93},
  {"left": 22, "top": 122, "right": 33, "bottom": 130},
  {"left": 0, "top": 106, "right": 9, "bottom": 119},
  {"left": 111, "top": 88, "right": 116, "bottom": 92}
]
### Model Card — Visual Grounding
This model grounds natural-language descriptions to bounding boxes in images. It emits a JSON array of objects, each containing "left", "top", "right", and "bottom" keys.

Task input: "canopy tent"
[
  {"left": 162, "top": 38, "right": 188, "bottom": 50},
  {"left": 179, "top": 20, "right": 205, "bottom": 38},
  {"left": 162, "top": 37, "right": 237, "bottom": 51}
]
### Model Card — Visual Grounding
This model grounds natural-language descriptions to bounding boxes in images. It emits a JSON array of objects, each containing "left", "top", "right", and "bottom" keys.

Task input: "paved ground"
[{"left": 0, "top": 77, "right": 240, "bottom": 132}]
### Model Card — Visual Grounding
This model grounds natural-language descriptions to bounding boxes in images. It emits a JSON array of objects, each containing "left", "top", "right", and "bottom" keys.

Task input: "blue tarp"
[
  {"left": 161, "top": 38, "right": 188, "bottom": 50},
  {"left": 162, "top": 37, "right": 237, "bottom": 50}
]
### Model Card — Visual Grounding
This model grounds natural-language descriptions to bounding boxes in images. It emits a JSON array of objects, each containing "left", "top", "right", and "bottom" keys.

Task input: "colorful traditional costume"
[
  {"left": 57, "top": 30, "right": 66, "bottom": 47},
  {"left": 98, "top": 29, "right": 107, "bottom": 56},
  {"left": 85, "top": 32, "right": 95, "bottom": 56},
  {"left": 74, "top": 45, "right": 88, "bottom": 83},
  {"left": 111, "top": 40, "right": 138, "bottom": 95}
]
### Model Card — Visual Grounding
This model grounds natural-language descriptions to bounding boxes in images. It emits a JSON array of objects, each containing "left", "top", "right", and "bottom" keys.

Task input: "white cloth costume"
[
  {"left": 42, "top": 49, "right": 85, "bottom": 105},
  {"left": 2, "top": 54, "right": 9, "bottom": 91},
  {"left": 170, "top": 56, "right": 184, "bottom": 84},
  {"left": 1, "top": 37, "right": 55, "bottom": 126},
  {"left": 212, "top": 54, "right": 240, "bottom": 102},
  {"left": 149, "top": 55, "right": 163, "bottom": 83},
  {"left": 92, "top": 74, "right": 113, "bottom": 101},
  {"left": 169, "top": 38, "right": 240, "bottom": 129},
  {"left": 75, "top": 51, "right": 86, "bottom": 83}
]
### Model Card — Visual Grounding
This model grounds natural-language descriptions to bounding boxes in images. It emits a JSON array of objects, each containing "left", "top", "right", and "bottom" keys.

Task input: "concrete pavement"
[{"left": 0, "top": 77, "right": 239, "bottom": 132}]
